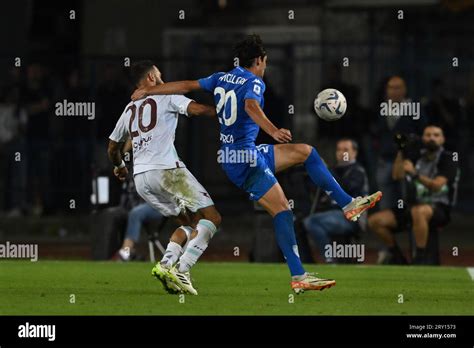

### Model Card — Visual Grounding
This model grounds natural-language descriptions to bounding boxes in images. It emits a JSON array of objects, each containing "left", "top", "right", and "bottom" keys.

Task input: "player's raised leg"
[
  {"left": 257, "top": 182, "right": 336, "bottom": 293},
  {"left": 273, "top": 143, "right": 382, "bottom": 221}
]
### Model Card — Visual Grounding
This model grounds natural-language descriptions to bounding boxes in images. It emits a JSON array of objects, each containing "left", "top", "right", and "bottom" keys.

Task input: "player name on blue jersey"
[{"left": 218, "top": 73, "right": 247, "bottom": 85}]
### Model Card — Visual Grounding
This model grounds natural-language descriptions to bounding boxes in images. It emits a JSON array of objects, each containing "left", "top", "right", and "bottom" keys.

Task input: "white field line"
[{"left": 467, "top": 267, "right": 474, "bottom": 280}]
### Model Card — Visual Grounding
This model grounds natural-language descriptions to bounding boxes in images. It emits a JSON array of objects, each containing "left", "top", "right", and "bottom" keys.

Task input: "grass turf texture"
[{"left": 0, "top": 261, "right": 472, "bottom": 315}]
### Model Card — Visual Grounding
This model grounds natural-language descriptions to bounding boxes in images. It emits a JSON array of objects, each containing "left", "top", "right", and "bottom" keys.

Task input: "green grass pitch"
[{"left": 0, "top": 261, "right": 472, "bottom": 315}]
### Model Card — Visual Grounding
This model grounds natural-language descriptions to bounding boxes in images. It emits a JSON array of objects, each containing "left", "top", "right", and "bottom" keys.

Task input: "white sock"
[
  {"left": 342, "top": 198, "right": 355, "bottom": 210},
  {"left": 160, "top": 241, "right": 183, "bottom": 268},
  {"left": 178, "top": 219, "right": 217, "bottom": 273},
  {"left": 291, "top": 273, "right": 308, "bottom": 281},
  {"left": 160, "top": 226, "right": 193, "bottom": 267}
]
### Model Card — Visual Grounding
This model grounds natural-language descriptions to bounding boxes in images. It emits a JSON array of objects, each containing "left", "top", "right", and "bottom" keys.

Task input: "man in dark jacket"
[
  {"left": 303, "top": 138, "right": 369, "bottom": 263},
  {"left": 372, "top": 76, "right": 426, "bottom": 210}
]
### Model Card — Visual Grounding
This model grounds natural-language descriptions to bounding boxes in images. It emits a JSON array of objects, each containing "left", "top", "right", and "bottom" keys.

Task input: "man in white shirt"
[{"left": 108, "top": 60, "right": 221, "bottom": 295}]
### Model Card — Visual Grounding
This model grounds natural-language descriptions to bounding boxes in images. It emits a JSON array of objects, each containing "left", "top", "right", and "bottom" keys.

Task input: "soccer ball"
[{"left": 314, "top": 88, "right": 347, "bottom": 121}]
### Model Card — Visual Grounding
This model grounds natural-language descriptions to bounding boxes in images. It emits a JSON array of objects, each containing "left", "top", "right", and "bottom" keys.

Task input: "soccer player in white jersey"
[{"left": 108, "top": 60, "right": 222, "bottom": 295}]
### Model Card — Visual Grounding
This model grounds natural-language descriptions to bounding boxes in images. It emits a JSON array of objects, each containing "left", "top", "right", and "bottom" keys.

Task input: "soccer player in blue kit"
[{"left": 132, "top": 34, "right": 382, "bottom": 293}]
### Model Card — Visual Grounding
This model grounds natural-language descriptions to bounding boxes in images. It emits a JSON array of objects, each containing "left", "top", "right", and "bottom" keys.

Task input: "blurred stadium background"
[{"left": 1, "top": 0, "right": 474, "bottom": 265}]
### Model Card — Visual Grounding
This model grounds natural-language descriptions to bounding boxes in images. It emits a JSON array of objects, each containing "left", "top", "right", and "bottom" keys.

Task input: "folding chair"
[{"left": 145, "top": 217, "right": 169, "bottom": 262}]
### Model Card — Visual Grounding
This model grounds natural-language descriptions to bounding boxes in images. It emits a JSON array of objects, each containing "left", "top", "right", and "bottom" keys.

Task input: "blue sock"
[
  {"left": 273, "top": 210, "right": 305, "bottom": 276},
  {"left": 304, "top": 147, "right": 353, "bottom": 208}
]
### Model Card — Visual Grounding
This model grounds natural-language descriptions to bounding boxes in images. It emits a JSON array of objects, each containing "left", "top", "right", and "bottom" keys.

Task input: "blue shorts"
[{"left": 221, "top": 144, "right": 277, "bottom": 201}]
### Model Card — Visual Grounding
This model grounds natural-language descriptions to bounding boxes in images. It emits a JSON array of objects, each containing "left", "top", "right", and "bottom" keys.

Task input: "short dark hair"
[
  {"left": 233, "top": 34, "right": 266, "bottom": 68},
  {"left": 338, "top": 138, "right": 359, "bottom": 152},
  {"left": 130, "top": 60, "right": 155, "bottom": 86},
  {"left": 424, "top": 124, "right": 444, "bottom": 134}
]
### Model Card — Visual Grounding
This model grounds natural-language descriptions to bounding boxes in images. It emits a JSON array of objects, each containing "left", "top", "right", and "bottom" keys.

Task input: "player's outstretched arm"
[
  {"left": 244, "top": 99, "right": 292, "bottom": 143},
  {"left": 187, "top": 101, "right": 216, "bottom": 118},
  {"left": 131, "top": 80, "right": 201, "bottom": 101}
]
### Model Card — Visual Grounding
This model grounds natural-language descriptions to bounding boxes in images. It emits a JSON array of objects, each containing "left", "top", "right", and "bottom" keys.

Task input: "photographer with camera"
[
  {"left": 368, "top": 125, "right": 460, "bottom": 264},
  {"left": 372, "top": 76, "right": 425, "bottom": 211}
]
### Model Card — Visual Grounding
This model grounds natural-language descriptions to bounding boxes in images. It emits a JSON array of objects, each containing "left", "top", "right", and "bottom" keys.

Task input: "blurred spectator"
[
  {"left": 303, "top": 138, "right": 369, "bottom": 263},
  {"left": 20, "top": 63, "right": 54, "bottom": 215},
  {"left": 318, "top": 63, "right": 369, "bottom": 142},
  {"left": 95, "top": 65, "right": 129, "bottom": 169},
  {"left": 257, "top": 77, "right": 286, "bottom": 145},
  {"left": 114, "top": 202, "right": 164, "bottom": 261},
  {"left": 0, "top": 68, "right": 28, "bottom": 215},
  {"left": 317, "top": 63, "right": 373, "bottom": 189},
  {"left": 466, "top": 77, "right": 474, "bottom": 141},
  {"left": 96, "top": 65, "right": 129, "bottom": 138},
  {"left": 424, "top": 79, "right": 462, "bottom": 151},
  {"left": 371, "top": 76, "right": 425, "bottom": 210},
  {"left": 368, "top": 125, "right": 460, "bottom": 265},
  {"left": 54, "top": 68, "right": 93, "bottom": 212}
]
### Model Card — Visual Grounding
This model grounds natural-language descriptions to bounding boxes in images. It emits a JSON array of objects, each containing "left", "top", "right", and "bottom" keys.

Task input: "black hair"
[
  {"left": 338, "top": 137, "right": 359, "bottom": 152},
  {"left": 130, "top": 60, "right": 155, "bottom": 86},
  {"left": 233, "top": 34, "right": 266, "bottom": 68},
  {"left": 424, "top": 124, "right": 444, "bottom": 133}
]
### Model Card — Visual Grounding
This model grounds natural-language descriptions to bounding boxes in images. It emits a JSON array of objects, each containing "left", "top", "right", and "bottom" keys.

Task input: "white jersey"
[{"left": 109, "top": 94, "right": 193, "bottom": 175}]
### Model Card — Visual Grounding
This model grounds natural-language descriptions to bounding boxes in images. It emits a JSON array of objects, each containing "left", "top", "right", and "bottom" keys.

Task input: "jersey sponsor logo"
[
  {"left": 133, "top": 135, "right": 152, "bottom": 152},
  {"left": 220, "top": 133, "right": 234, "bottom": 144}
]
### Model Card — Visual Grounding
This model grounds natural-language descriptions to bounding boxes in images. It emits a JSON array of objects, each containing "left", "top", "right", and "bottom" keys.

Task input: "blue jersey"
[{"left": 198, "top": 66, "right": 265, "bottom": 148}]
